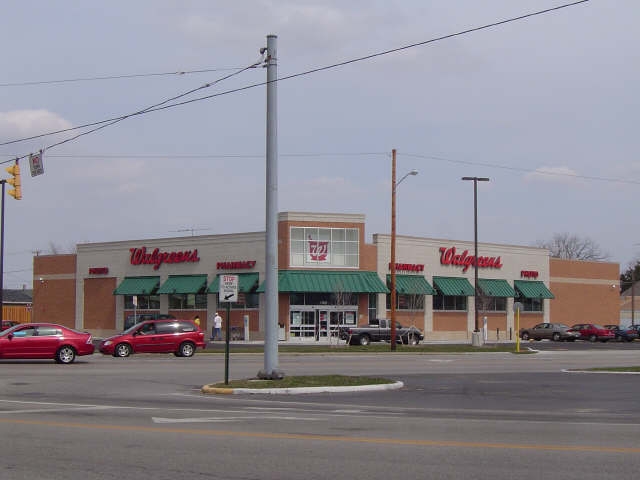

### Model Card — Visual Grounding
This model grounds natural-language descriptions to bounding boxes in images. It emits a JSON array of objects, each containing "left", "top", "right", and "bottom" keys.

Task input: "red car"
[
  {"left": 99, "top": 319, "right": 206, "bottom": 358},
  {"left": 0, "top": 323, "right": 95, "bottom": 364},
  {"left": 568, "top": 323, "right": 615, "bottom": 342},
  {"left": 1, "top": 320, "right": 19, "bottom": 331}
]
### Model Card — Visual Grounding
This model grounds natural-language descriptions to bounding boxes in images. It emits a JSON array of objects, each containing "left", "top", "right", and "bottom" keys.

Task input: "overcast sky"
[{"left": 0, "top": 0, "right": 637, "bottom": 289}]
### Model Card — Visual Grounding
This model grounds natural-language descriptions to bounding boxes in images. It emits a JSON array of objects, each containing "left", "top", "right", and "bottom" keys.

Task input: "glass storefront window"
[
  {"left": 479, "top": 297, "right": 507, "bottom": 312},
  {"left": 216, "top": 293, "right": 259, "bottom": 310},
  {"left": 124, "top": 294, "right": 160, "bottom": 310},
  {"left": 520, "top": 297, "right": 543, "bottom": 312},
  {"left": 290, "top": 227, "right": 359, "bottom": 268},
  {"left": 168, "top": 293, "right": 207, "bottom": 310},
  {"left": 433, "top": 294, "right": 468, "bottom": 311},
  {"left": 386, "top": 294, "right": 425, "bottom": 311}
]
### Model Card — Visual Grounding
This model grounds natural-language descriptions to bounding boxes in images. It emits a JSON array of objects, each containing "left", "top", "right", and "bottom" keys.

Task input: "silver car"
[{"left": 519, "top": 323, "right": 580, "bottom": 342}]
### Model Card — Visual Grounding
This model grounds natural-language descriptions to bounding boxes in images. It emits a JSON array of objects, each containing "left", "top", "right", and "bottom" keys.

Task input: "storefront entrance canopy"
[
  {"left": 257, "top": 270, "right": 388, "bottom": 293},
  {"left": 432, "top": 276, "right": 475, "bottom": 296},
  {"left": 478, "top": 278, "right": 516, "bottom": 297},
  {"left": 157, "top": 275, "right": 207, "bottom": 294},
  {"left": 514, "top": 280, "right": 554, "bottom": 299},
  {"left": 113, "top": 276, "right": 159, "bottom": 295},
  {"left": 207, "top": 273, "right": 259, "bottom": 294},
  {"left": 386, "top": 275, "right": 436, "bottom": 295}
]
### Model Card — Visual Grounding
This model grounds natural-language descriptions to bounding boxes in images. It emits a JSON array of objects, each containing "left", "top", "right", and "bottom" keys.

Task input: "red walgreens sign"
[
  {"left": 521, "top": 270, "right": 539, "bottom": 279},
  {"left": 439, "top": 246, "right": 503, "bottom": 273},
  {"left": 130, "top": 246, "right": 200, "bottom": 270},
  {"left": 308, "top": 235, "right": 329, "bottom": 261}
]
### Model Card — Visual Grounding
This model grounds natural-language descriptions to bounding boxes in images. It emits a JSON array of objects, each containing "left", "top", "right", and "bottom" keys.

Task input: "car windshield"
[
  {"left": 593, "top": 324, "right": 605, "bottom": 329},
  {"left": 556, "top": 324, "right": 568, "bottom": 328}
]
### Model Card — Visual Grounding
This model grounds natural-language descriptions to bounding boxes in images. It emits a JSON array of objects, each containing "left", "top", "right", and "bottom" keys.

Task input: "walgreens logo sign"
[
  {"left": 439, "top": 246, "right": 503, "bottom": 273},
  {"left": 129, "top": 246, "right": 200, "bottom": 270}
]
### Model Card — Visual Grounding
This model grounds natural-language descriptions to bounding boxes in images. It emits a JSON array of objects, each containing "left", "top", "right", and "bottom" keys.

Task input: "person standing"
[{"left": 212, "top": 312, "right": 222, "bottom": 341}]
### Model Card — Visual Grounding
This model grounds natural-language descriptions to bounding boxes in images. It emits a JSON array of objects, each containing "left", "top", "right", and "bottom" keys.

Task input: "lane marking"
[{"left": 0, "top": 417, "right": 638, "bottom": 454}]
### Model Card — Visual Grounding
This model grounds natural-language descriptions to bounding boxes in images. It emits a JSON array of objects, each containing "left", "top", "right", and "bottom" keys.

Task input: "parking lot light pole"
[
  {"left": 391, "top": 148, "right": 418, "bottom": 351},
  {"left": 461, "top": 177, "right": 490, "bottom": 342}
]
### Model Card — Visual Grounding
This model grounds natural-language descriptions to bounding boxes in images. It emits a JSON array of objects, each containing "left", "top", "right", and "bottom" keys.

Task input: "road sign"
[
  {"left": 219, "top": 274, "right": 238, "bottom": 302},
  {"left": 29, "top": 151, "right": 44, "bottom": 177}
]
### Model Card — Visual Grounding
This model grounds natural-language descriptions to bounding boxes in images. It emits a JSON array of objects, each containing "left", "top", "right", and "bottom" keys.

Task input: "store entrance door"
[{"left": 289, "top": 308, "right": 358, "bottom": 341}]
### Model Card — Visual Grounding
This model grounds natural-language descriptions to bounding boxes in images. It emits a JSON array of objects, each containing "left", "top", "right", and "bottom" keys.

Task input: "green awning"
[
  {"left": 432, "top": 276, "right": 475, "bottom": 296},
  {"left": 514, "top": 280, "right": 554, "bottom": 299},
  {"left": 113, "top": 276, "right": 159, "bottom": 295},
  {"left": 257, "top": 270, "right": 389, "bottom": 293},
  {"left": 157, "top": 275, "right": 207, "bottom": 294},
  {"left": 386, "top": 275, "right": 436, "bottom": 295},
  {"left": 207, "top": 273, "right": 259, "bottom": 294},
  {"left": 478, "top": 279, "right": 516, "bottom": 297}
]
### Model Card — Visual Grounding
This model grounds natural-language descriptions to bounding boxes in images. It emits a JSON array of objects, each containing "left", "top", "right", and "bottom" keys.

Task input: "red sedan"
[
  {"left": 568, "top": 323, "right": 615, "bottom": 342},
  {"left": 0, "top": 323, "right": 95, "bottom": 364}
]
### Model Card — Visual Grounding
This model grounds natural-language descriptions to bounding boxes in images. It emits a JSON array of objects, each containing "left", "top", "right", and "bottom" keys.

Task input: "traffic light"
[{"left": 6, "top": 160, "right": 22, "bottom": 200}]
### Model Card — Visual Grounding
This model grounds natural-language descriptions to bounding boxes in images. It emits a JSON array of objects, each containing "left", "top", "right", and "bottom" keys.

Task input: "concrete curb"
[{"left": 201, "top": 380, "right": 404, "bottom": 395}]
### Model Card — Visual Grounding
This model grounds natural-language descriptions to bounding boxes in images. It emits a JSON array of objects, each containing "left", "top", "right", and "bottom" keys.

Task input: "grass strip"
[{"left": 208, "top": 374, "right": 394, "bottom": 389}]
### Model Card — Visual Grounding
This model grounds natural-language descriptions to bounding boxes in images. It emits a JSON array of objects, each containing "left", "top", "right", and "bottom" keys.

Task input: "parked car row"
[
  {"left": 0, "top": 319, "right": 206, "bottom": 364},
  {"left": 520, "top": 323, "right": 639, "bottom": 343}
]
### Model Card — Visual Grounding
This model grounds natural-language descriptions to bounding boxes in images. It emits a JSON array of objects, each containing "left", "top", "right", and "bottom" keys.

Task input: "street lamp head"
[
  {"left": 462, "top": 176, "right": 490, "bottom": 182},
  {"left": 409, "top": 169, "right": 418, "bottom": 176}
]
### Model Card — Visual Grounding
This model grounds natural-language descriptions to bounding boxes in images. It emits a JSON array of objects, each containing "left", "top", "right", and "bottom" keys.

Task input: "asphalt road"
[{"left": 1, "top": 348, "right": 639, "bottom": 480}]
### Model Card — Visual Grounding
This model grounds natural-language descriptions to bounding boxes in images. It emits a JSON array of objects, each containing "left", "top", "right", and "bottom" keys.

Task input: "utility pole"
[
  {"left": 390, "top": 149, "right": 397, "bottom": 350},
  {"left": 259, "top": 34, "right": 283, "bottom": 379},
  {"left": 0, "top": 181, "right": 4, "bottom": 323}
]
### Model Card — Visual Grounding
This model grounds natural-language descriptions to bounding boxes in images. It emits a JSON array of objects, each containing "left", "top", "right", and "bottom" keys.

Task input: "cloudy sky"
[{"left": 0, "top": 0, "right": 637, "bottom": 288}]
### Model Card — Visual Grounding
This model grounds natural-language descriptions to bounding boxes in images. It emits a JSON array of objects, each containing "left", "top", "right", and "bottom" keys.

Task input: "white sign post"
[
  {"left": 219, "top": 274, "right": 238, "bottom": 303},
  {"left": 219, "top": 274, "right": 238, "bottom": 385}
]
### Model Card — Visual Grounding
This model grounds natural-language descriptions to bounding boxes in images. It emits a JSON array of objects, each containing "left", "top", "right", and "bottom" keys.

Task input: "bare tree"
[{"left": 535, "top": 233, "right": 609, "bottom": 261}]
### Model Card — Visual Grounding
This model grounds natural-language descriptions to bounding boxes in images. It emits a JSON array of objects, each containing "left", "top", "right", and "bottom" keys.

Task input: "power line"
[
  {"left": 6, "top": 148, "right": 636, "bottom": 186},
  {"left": 0, "top": 56, "right": 264, "bottom": 162},
  {"left": 402, "top": 152, "right": 640, "bottom": 186},
  {"left": 1, "top": 0, "right": 590, "bottom": 159},
  {"left": 0, "top": 67, "right": 245, "bottom": 87}
]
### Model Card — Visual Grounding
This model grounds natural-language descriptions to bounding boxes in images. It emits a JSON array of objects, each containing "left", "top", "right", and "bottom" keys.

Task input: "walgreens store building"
[{"left": 32, "top": 212, "right": 619, "bottom": 341}]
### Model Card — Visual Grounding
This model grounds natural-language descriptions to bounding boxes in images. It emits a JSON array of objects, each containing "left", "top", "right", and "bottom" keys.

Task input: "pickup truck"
[{"left": 338, "top": 319, "right": 424, "bottom": 346}]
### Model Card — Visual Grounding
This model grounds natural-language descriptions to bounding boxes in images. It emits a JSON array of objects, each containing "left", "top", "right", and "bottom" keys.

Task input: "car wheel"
[
  {"left": 179, "top": 341, "right": 195, "bottom": 357},
  {"left": 55, "top": 346, "right": 76, "bottom": 364},
  {"left": 359, "top": 334, "right": 371, "bottom": 346},
  {"left": 552, "top": 333, "right": 561, "bottom": 342},
  {"left": 521, "top": 332, "right": 529, "bottom": 341},
  {"left": 114, "top": 343, "right": 132, "bottom": 357},
  {"left": 589, "top": 334, "right": 597, "bottom": 342}
]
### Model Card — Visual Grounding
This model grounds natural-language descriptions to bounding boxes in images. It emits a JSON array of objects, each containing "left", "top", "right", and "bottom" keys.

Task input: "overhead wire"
[
  {"left": 0, "top": 67, "right": 246, "bottom": 88},
  {"left": 0, "top": 0, "right": 590, "bottom": 161},
  {"left": 6, "top": 147, "right": 635, "bottom": 186},
  {"left": 0, "top": 55, "right": 265, "bottom": 160}
]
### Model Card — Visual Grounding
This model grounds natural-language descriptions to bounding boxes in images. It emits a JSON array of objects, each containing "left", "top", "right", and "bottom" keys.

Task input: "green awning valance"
[
  {"left": 386, "top": 275, "right": 436, "bottom": 295},
  {"left": 157, "top": 275, "right": 207, "bottom": 294},
  {"left": 207, "top": 273, "right": 259, "bottom": 294},
  {"left": 478, "top": 279, "right": 516, "bottom": 297},
  {"left": 514, "top": 280, "right": 554, "bottom": 299},
  {"left": 257, "top": 270, "right": 388, "bottom": 293},
  {"left": 433, "top": 276, "right": 475, "bottom": 296},
  {"left": 113, "top": 276, "right": 159, "bottom": 295}
]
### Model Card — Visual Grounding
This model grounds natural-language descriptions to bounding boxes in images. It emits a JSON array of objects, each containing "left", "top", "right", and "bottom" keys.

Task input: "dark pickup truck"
[{"left": 338, "top": 319, "right": 424, "bottom": 346}]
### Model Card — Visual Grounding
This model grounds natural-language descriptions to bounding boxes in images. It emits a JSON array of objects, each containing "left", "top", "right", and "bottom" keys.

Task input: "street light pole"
[
  {"left": 390, "top": 149, "right": 418, "bottom": 351},
  {"left": 461, "top": 176, "right": 490, "bottom": 341}
]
